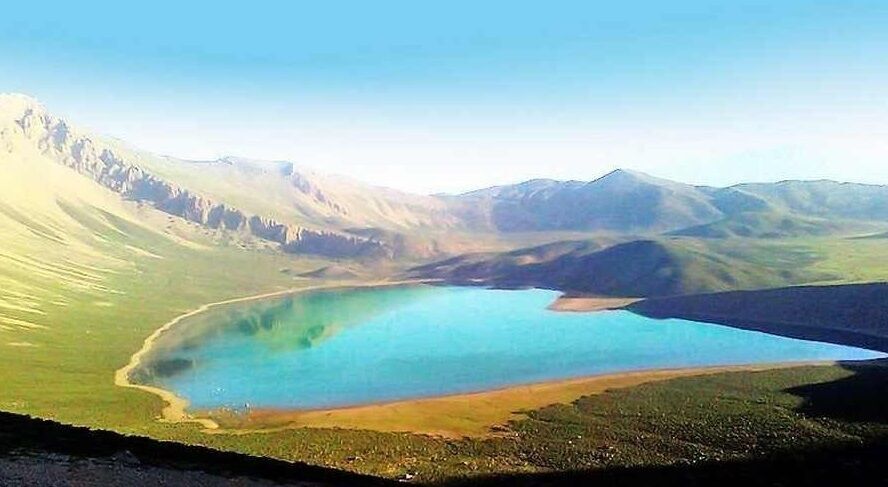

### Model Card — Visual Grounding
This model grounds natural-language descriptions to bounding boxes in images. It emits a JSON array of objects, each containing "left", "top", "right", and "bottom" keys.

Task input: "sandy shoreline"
[
  {"left": 116, "top": 284, "right": 837, "bottom": 438},
  {"left": 214, "top": 361, "right": 836, "bottom": 438},
  {"left": 113, "top": 279, "right": 432, "bottom": 432},
  {"left": 548, "top": 295, "right": 642, "bottom": 312}
]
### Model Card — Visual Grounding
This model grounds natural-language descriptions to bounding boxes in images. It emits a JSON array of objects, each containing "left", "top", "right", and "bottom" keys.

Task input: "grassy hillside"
[
  {"left": 0, "top": 96, "right": 352, "bottom": 431},
  {"left": 11, "top": 361, "right": 888, "bottom": 484},
  {"left": 670, "top": 211, "right": 883, "bottom": 239},
  {"left": 6, "top": 363, "right": 888, "bottom": 485},
  {"left": 412, "top": 238, "right": 834, "bottom": 297},
  {"left": 736, "top": 180, "right": 888, "bottom": 221}
]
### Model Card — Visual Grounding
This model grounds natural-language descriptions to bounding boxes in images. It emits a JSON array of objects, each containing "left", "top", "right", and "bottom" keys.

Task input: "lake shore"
[
  {"left": 113, "top": 278, "right": 435, "bottom": 432},
  {"left": 117, "top": 282, "right": 876, "bottom": 439},
  {"left": 628, "top": 283, "right": 888, "bottom": 353},
  {"left": 548, "top": 295, "right": 641, "bottom": 312},
  {"left": 213, "top": 361, "right": 837, "bottom": 438}
]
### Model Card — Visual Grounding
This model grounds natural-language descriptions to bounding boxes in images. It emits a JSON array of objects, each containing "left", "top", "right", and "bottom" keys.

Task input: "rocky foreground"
[{"left": 0, "top": 411, "right": 386, "bottom": 487}]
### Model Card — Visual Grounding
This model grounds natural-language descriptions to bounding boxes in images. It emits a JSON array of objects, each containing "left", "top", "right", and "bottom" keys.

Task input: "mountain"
[
  {"left": 134, "top": 155, "right": 460, "bottom": 234},
  {"left": 444, "top": 170, "right": 888, "bottom": 236},
  {"left": 411, "top": 239, "right": 821, "bottom": 297},
  {"left": 0, "top": 94, "right": 401, "bottom": 258},
  {"left": 3, "top": 92, "right": 888, "bottom": 268},
  {"left": 446, "top": 169, "right": 725, "bottom": 233},
  {"left": 0, "top": 94, "right": 195, "bottom": 329},
  {"left": 1, "top": 94, "right": 517, "bottom": 261}
]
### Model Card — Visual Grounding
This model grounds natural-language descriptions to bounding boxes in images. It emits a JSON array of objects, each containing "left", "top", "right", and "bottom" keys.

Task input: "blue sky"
[{"left": 2, "top": 0, "right": 887, "bottom": 193}]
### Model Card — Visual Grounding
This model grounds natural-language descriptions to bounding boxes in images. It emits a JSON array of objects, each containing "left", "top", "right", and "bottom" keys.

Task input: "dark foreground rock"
[{"left": 0, "top": 411, "right": 389, "bottom": 487}]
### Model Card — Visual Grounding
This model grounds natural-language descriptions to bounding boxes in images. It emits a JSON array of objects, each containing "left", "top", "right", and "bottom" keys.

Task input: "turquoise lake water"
[{"left": 136, "top": 285, "right": 886, "bottom": 411}]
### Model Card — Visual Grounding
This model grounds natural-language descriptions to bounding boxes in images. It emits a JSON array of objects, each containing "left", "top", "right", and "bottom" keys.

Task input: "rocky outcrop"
[{"left": 8, "top": 102, "right": 386, "bottom": 259}]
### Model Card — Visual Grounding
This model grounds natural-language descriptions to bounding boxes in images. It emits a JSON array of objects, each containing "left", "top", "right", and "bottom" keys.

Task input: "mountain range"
[{"left": 2, "top": 93, "right": 887, "bottom": 300}]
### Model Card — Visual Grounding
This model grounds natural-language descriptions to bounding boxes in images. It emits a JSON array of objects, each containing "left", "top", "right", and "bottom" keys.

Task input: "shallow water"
[{"left": 135, "top": 286, "right": 886, "bottom": 411}]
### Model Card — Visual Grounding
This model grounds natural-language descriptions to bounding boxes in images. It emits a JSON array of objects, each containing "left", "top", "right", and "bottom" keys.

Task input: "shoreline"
[
  {"left": 113, "top": 278, "right": 434, "bottom": 431},
  {"left": 547, "top": 295, "right": 641, "bottom": 312},
  {"left": 115, "top": 283, "right": 852, "bottom": 437},
  {"left": 216, "top": 361, "right": 839, "bottom": 437}
]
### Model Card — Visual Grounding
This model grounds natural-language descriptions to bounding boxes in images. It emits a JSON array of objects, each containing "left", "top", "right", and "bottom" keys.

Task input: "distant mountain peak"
[
  {"left": 605, "top": 168, "right": 645, "bottom": 177},
  {"left": 592, "top": 168, "right": 664, "bottom": 186}
]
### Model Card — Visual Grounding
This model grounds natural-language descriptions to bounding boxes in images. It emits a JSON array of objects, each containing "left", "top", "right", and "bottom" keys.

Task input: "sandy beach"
[
  {"left": 216, "top": 361, "right": 834, "bottom": 438},
  {"left": 547, "top": 295, "right": 642, "bottom": 312}
]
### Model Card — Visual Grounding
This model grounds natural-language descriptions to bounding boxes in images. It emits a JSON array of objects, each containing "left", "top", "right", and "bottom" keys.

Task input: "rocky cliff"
[{"left": 4, "top": 96, "right": 385, "bottom": 259}]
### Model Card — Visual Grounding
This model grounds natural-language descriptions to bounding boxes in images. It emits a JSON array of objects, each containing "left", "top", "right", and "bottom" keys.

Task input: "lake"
[{"left": 133, "top": 285, "right": 885, "bottom": 411}]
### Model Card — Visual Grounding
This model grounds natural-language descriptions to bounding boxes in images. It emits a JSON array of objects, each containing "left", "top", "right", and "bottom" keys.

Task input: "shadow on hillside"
[
  {"left": 0, "top": 411, "right": 389, "bottom": 486},
  {"left": 788, "top": 359, "right": 888, "bottom": 423},
  {"left": 432, "top": 361, "right": 888, "bottom": 487},
  {"left": 627, "top": 283, "right": 888, "bottom": 353},
  {"left": 430, "top": 440, "right": 888, "bottom": 487}
]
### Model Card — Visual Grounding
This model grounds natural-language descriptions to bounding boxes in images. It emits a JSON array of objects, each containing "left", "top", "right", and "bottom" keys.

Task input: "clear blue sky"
[{"left": 2, "top": 1, "right": 887, "bottom": 193}]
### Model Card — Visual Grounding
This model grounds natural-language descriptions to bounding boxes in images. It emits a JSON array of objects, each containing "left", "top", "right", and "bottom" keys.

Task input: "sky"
[{"left": 1, "top": 0, "right": 887, "bottom": 194}]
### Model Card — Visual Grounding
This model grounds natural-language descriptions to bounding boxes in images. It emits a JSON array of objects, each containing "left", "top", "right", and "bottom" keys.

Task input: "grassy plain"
[{"left": 2, "top": 227, "right": 888, "bottom": 481}]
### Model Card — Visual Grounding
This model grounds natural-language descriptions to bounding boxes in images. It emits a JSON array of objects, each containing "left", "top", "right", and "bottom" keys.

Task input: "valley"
[{"left": 2, "top": 93, "right": 888, "bottom": 484}]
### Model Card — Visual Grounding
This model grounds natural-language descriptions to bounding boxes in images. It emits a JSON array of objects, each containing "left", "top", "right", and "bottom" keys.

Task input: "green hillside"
[
  {"left": 412, "top": 238, "right": 833, "bottom": 297},
  {"left": 670, "top": 211, "right": 883, "bottom": 239}
]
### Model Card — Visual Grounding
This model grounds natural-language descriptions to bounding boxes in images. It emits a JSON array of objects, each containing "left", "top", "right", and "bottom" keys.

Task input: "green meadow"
[{"left": 3, "top": 208, "right": 888, "bottom": 482}]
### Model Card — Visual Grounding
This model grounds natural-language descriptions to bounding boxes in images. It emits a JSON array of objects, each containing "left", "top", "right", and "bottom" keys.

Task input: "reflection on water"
[{"left": 133, "top": 285, "right": 436, "bottom": 383}]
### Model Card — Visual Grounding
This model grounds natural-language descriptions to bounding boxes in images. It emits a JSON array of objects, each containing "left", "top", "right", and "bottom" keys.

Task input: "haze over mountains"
[{"left": 2, "top": 93, "right": 888, "bottom": 298}]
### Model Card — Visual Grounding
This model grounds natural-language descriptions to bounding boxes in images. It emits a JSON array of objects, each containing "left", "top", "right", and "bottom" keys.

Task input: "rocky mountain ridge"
[
  {"left": 4, "top": 93, "right": 888, "bottom": 261},
  {"left": 2, "top": 95, "right": 386, "bottom": 258}
]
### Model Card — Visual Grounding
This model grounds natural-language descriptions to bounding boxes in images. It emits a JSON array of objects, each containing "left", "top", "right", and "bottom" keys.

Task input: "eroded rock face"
[{"left": 7, "top": 102, "right": 385, "bottom": 259}]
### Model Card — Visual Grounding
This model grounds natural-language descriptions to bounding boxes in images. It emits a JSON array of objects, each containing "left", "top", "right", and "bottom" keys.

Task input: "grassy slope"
[
  {"left": 6, "top": 361, "right": 888, "bottom": 485},
  {"left": 413, "top": 238, "right": 798, "bottom": 297},
  {"left": 670, "top": 211, "right": 885, "bottom": 239},
  {"left": 413, "top": 234, "right": 888, "bottom": 298},
  {"left": 0, "top": 229, "right": 328, "bottom": 429},
  {"left": 0, "top": 143, "right": 336, "bottom": 431},
  {"left": 118, "top": 363, "right": 888, "bottom": 482}
]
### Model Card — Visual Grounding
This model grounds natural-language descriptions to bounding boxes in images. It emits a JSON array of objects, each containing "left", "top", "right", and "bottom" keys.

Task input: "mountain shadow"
[{"left": 628, "top": 283, "right": 888, "bottom": 352}]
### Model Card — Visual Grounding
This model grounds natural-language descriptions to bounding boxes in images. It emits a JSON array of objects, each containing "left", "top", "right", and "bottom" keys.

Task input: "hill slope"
[
  {"left": 670, "top": 212, "right": 878, "bottom": 239},
  {"left": 736, "top": 180, "right": 888, "bottom": 221},
  {"left": 412, "top": 239, "right": 820, "bottom": 297}
]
